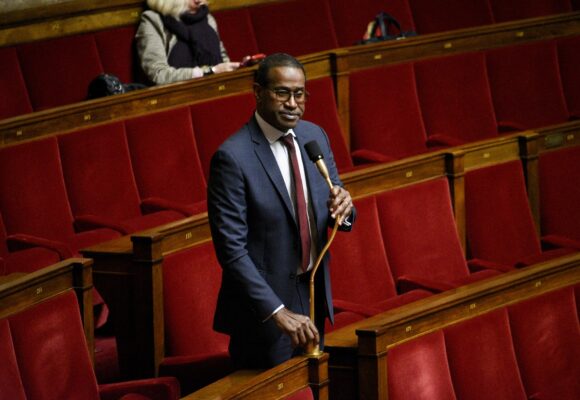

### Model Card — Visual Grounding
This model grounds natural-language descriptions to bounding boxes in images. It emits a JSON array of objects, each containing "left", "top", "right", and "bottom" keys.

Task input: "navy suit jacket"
[{"left": 208, "top": 116, "right": 353, "bottom": 344}]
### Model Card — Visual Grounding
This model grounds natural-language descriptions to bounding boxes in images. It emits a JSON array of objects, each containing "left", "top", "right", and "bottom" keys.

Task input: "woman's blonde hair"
[{"left": 147, "top": 0, "right": 188, "bottom": 18}]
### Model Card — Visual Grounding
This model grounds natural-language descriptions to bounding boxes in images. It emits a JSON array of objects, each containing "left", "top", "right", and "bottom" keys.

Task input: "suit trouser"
[{"left": 228, "top": 272, "right": 326, "bottom": 369}]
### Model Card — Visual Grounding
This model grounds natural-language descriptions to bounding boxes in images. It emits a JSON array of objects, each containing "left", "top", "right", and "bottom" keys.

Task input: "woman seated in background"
[{"left": 136, "top": 0, "right": 240, "bottom": 85}]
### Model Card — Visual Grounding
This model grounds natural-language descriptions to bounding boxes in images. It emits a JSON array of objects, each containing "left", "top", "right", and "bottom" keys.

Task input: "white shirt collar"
[{"left": 255, "top": 111, "right": 296, "bottom": 143}]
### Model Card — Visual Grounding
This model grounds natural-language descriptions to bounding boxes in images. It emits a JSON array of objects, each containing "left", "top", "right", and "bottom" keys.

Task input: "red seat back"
[
  {"left": 415, "top": 51, "right": 499, "bottom": 144},
  {"left": 213, "top": 8, "right": 260, "bottom": 62},
  {"left": 95, "top": 26, "right": 138, "bottom": 83},
  {"left": 539, "top": 145, "right": 580, "bottom": 241},
  {"left": 330, "top": 196, "right": 398, "bottom": 306},
  {"left": 349, "top": 62, "right": 428, "bottom": 160},
  {"left": 376, "top": 178, "right": 469, "bottom": 284},
  {"left": 58, "top": 122, "right": 142, "bottom": 221},
  {"left": 409, "top": 0, "right": 494, "bottom": 34},
  {"left": 464, "top": 161, "right": 541, "bottom": 265},
  {"left": 0, "top": 47, "right": 32, "bottom": 119},
  {"left": 0, "top": 137, "right": 76, "bottom": 242},
  {"left": 303, "top": 77, "right": 353, "bottom": 171},
  {"left": 508, "top": 287, "right": 580, "bottom": 399},
  {"left": 329, "top": 0, "right": 415, "bottom": 47},
  {"left": 0, "top": 320, "right": 27, "bottom": 400},
  {"left": 163, "top": 242, "right": 228, "bottom": 356},
  {"left": 190, "top": 92, "right": 256, "bottom": 180},
  {"left": 489, "top": 0, "right": 572, "bottom": 22},
  {"left": 557, "top": 35, "right": 580, "bottom": 118},
  {"left": 125, "top": 107, "right": 207, "bottom": 205},
  {"left": 9, "top": 290, "right": 100, "bottom": 400},
  {"left": 388, "top": 331, "right": 457, "bottom": 400},
  {"left": 444, "top": 309, "right": 527, "bottom": 400},
  {"left": 249, "top": 0, "right": 338, "bottom": 56},
  {"left": 18, "top": 33, "right": 104, "bottom": 110},
  {"left": 486, "top": 41, "right": 569, "bottom": 130}
]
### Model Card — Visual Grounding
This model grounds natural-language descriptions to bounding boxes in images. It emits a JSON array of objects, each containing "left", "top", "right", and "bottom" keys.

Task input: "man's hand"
[
  {"left": 328, "top": 186, "right": 353, "bottom": 223},
  {"left": 272, "top": 307, "right": 319, "bottom": 348}
]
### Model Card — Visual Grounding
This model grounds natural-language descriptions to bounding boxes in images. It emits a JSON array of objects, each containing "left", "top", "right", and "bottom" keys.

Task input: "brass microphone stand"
[{"left": 305, "top": 172, "right": 343, "bottom": 357}]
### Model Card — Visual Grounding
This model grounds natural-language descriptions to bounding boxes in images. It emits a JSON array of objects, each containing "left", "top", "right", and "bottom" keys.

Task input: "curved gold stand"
[{"left": 305, "top": 173, "right": 343, "bottom": 357}]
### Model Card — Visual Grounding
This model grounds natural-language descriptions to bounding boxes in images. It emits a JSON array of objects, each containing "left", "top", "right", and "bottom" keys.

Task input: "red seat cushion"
[
  {"left": 349, "top": 62, "right": 428, "bottom": 160},
  {"left": 18, "top": 33, "right": 104, "bottom": 110},
  {"left": 409, "top": 0, "right": 494, "bottom": 34},
  {"left": 250, "top": 0, "right": 338, "bottom": 56},
  {"left": 0, "top": 46, "right": 32, "bottom": 119}
]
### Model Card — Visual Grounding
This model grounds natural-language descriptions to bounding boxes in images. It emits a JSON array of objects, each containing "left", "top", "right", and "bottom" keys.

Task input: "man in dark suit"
[{"left": 208, "top": 53, "right": 354, "bottom": 368}]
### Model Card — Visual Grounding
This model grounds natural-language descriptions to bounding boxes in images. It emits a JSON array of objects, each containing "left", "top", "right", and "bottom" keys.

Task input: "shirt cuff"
[{"left": 262, "top": 304, "right": 284, "bottom": 322}]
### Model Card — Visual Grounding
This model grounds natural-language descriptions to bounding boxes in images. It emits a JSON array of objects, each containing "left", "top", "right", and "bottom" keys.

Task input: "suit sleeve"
[
  {"left": 318, "top": 127, "right": 356, "bottom": 232},
  {"left": 208, "top": 148, "right": 284, "bottom": 321}
]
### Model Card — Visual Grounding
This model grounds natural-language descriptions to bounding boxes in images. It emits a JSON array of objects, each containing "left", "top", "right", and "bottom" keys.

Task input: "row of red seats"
[
  {"left": 1, "top": 0, "right": 578, "bottom": 119},
  {"left": 348, "top": 36, "right": 580, "bottom": 162},
  {"left": 386, "top": 287, "right": 579, "bottom": 399}
]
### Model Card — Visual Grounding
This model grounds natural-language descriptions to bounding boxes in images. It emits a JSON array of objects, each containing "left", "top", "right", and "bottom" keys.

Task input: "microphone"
[{"left": 304, "top": 140, "right": 333, "bottom": 190}]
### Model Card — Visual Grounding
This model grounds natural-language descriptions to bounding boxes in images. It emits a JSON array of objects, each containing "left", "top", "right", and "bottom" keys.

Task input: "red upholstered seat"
[
  {"left": 376, "top": 178, "right": 500, "bottom": 293},
  {"left": 125, "top": 107, "right": 207, "bottom": 216},
  {"left": 213, "top": 7, "right": 259, "bottom": 62},
  {"left": 508, "top": 287, "right": 580, "bottom": 399},
  {"left": 249, "top": 0, "right": 338, "bottom": 56},
  {"left": 0, "top": 46, "right": 32, "bottom": 119},
  {"left": 557, "top": 35, "right": 580, "bottom": 118},
  {"left": 409, "top": 0, "right": 494, "bottom": 34},
  {"left": 8, "top": 290, "right": 181, "bottom": 400},
  {"left": 95, "top": 26, "right": 138, "bottom": 84},
  {"left": 414, "top": 51, "right": 499, "bottom": 146},
  {"left": 159, "top": 242, "right": 233, "bottom": 395},
  {"left": 539, "top": 145, "right": 580, "bottom": 248},
  {"left": 388, "top": 331, "right": 457, "bottom": 400},
  {"left": 486, "top": 40, "right": 570, "bottom": 131},
  {"left": 303, "top": 77, "right": 354, "bottom": 172},
  {"left": 465, "top": 161, "right": 575, "bottom": 268},
  {"left": 0, "top": 212, "right": 61, "bottom": 275},
  {"left": 349, "top": 62, "right": 429, "bottom": 162},
  {"left": 328, "top": 196, "right": 431, "bottom": 331},
  {"left": 286, "top": 387, "right": 314, "bottom": 400},
  {"left": 0, "top": 320, "right": 27, "bottom": 400},
  {"left": 489, "top": 0, "right": 572, "bottom": 23},
  {"left": 58, "top": 123, "right": 185, "bottom": 234},
  {"left": 444, "top": 309, "right": 528, "bottom": 400},
  {"left": 0, "top": 137, "right": 120, "bottom": 255},
  {"left": 190, "top": 92, "right": 256, "bottom": 180},
  {"left": 17, "top": 33, "right": 104, "bottom": 110},
  {"left": 329, "top": 0, "right": 415, "bottom": 47}
]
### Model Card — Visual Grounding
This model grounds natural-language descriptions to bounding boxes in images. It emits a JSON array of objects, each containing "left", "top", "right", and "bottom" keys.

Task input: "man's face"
[{"left": 255, "top": 66, "right": 306, "bottom": 132}]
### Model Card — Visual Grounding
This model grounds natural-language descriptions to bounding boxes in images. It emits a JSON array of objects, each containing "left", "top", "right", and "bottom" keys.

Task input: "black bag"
[
  {"left": 357, "top": 12, "right": 417, "bottom": 45},
  {"left": 87, "top": 73, "right": 146, "bottom": 100}
]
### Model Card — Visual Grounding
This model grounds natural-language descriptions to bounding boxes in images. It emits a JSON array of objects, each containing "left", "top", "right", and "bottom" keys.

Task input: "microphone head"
[{"left": 304, "top": 141, "right": 324, "bottom": 162}]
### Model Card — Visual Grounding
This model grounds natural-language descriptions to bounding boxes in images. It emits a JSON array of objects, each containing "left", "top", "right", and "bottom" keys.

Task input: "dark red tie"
[{"left": 281, "top": 135, "right": 311, "bottom": 273}]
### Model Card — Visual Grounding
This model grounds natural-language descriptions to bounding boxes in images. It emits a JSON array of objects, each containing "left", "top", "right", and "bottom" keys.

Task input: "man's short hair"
[{"left": 254, "top": 53, "right": 306, "bottom": 87}]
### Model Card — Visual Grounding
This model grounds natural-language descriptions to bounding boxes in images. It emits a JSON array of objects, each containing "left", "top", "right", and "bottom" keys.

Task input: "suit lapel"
[{"left": 249, "top": 120, "right": 296, "bottom": 223}]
